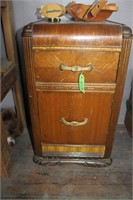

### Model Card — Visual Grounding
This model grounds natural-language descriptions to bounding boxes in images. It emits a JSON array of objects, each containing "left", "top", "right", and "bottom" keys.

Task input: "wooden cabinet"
[{"left": 22, "top": 22, "right": 132, "bottom": 167}]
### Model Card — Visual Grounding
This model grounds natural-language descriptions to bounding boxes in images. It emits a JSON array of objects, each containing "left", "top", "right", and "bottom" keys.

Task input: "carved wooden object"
[{"left": 66, "top": 2, "right": 118, "bottom": 22}]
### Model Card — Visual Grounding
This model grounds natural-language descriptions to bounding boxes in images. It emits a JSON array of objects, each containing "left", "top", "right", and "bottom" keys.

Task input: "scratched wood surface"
[{"left": 1, "top": 124, "right": 132, "bottom": 200}]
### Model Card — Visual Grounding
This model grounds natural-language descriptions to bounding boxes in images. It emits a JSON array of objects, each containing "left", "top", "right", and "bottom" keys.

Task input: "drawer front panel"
[
  {"left": 34, "top": 51, "right": 119, "bottom": 83},
  {"left": 37, "top": 92, "right": 113, "bottom": 145}
]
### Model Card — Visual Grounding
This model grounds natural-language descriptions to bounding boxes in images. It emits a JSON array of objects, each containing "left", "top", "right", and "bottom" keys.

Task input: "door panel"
[{"left": 37, "top": 92, "right": 113, "bottom": 145}]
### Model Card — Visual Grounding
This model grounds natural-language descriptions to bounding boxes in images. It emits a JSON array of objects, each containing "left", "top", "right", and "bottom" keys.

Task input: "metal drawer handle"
[
  {"left": 59, "top": 63, "right": 93, "bottom": 72},
  {"left": 60, "top": 117, "right": 89, "bottom": 127}
]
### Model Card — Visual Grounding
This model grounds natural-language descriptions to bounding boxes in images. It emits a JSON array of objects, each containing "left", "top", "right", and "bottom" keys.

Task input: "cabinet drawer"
[
  {"left": 37, "top": 92, "right": 113, "bottom": 145},
  {"left": 34, "top": 50, "right": 119, "bottom": 83}
]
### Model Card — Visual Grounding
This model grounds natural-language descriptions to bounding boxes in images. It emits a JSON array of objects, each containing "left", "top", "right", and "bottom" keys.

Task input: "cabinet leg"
[{"left": 33, "top": 155, "right": 112, "bottom": 167}]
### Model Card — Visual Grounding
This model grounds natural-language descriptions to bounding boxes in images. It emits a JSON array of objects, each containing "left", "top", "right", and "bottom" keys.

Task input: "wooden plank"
[
  {"left": 1, "top": 1, "right": 15, "bottom": 62},
  {"left": 1, "top": 64, "right": 17, "bottom": 100},
  {"left": 1, "top": 0, "right": 7, "bottom": 8},
  {"left": 0, "top": 116, "right": 12, "bottom": 178}
]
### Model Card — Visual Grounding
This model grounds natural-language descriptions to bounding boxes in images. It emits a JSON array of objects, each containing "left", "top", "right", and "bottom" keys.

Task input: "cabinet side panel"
[
  {"left": 105, "top": 38, "right": 132, "bottom": 158},
  {"left": 23, "top": 37, "right": 42, "bottom": 156}
]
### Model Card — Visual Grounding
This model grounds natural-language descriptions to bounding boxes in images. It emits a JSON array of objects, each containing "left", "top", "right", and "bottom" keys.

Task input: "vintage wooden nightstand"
[{"left": 22, "top": 21, "right": 132, "bottom": 166}]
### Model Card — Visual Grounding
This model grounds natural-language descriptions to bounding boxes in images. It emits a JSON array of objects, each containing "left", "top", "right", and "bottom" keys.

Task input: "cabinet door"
[{"left": 37, "top": 91, "right": 113, "bottom": 146}]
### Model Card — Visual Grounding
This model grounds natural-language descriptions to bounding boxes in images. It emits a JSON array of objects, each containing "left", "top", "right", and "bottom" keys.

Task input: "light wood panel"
[{"left": 42, "top": 144, "right": 105, "bottom": 154}]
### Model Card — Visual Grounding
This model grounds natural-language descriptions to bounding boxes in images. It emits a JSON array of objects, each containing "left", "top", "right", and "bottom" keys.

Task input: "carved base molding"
[{"left": 33, "top": 154, "right": 112, "bottom": 167}]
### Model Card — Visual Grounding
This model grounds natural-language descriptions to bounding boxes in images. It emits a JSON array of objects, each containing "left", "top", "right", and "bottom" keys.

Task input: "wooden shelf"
[
  {"left": 0, "top": 0, "right": 25, "bottom": 178},
  {"left": 0, "top": 57, "right": 14, "bottom": 76}
]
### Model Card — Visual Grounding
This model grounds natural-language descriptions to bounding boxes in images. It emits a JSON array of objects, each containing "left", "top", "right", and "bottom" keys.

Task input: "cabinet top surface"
[{"left": 22, "top": 20, "right": 132, "bottom": 48}]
